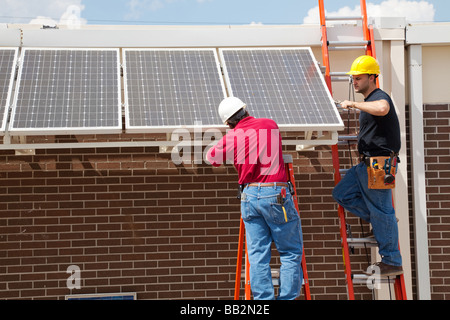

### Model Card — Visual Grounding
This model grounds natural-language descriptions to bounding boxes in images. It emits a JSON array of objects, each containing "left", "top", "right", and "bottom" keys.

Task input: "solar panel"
[
  {"left": 0, "top": 48, "right": 18, "bottom": 135},
  {"left": 9, "top": 48, "right": 122, "bottom": 135},
  {"left": 123, "top": 48, "right": 227, "bottom": 132},
  {"left": 219, "top": 47, "right": 344, "bottom": 131}
]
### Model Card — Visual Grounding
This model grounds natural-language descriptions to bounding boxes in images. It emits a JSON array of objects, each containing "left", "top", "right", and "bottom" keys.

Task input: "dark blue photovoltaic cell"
[
  {"left": 0, "top": 48, "right": 17, "bottom": 132},
  {"left": 123, "top": 49, "right": 227, "bottom": 130},
  {"left": 10, "top": 49, "right": 121, "bottom": 134},
  {"left": 220, "top": 48, "right": 343, "bottom": 129}
]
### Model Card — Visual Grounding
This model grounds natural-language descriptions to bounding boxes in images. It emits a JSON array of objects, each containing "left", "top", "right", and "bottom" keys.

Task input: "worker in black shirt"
[{"left": 332, "top": 55, "right": 403, "bottom": 277}]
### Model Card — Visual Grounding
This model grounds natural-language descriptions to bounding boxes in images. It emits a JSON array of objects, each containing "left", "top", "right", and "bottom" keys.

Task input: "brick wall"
[{"left": 422, "top": 104, "right": 450, "bottom": 300}]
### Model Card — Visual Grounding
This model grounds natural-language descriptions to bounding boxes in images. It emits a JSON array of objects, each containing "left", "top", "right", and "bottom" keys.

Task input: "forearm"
[{"left": 341, "top": 99, "right": 389, "bottom": 116}]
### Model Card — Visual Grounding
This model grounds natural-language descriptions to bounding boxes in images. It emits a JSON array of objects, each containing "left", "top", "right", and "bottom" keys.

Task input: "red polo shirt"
[{"left": 206, "top": 116, "right": 286, "bottom": 185}]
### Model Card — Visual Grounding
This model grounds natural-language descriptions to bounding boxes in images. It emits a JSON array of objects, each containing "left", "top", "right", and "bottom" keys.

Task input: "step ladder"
[
  {"left": 234, "top": 154, "right": 311, "bottom": 300},
  {"left": 318, "top": 0, "right": 407, "bottom": 300}
]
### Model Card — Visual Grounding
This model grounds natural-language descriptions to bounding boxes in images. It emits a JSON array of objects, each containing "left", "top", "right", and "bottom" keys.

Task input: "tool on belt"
[
  {"left": 277, "top": 187, "right": 288, "bottom": 222},
  {"left": 237, "top": 184, "right": 245, "bottom": 199},
  {"left": 365, "top": 151, "right": 399, "bottom": 189}
]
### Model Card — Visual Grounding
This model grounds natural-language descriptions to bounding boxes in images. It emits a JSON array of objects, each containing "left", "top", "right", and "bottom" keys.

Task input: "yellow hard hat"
[{"left": 347, "top": 55, "right": 380, "bottom": 75}]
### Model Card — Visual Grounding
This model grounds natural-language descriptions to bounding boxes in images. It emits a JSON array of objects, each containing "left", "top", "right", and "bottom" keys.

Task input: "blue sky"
[
  {"left": 84, "top": 0, "right": 449, "bottom": 25},
  {"left": 1, "top": 0, "right": 450, "bottom": 26}
]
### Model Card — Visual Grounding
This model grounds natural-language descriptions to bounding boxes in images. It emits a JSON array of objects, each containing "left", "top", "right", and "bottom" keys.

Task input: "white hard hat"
[{"left": 218, "top": 97, "right": 246, "bottom": 124}]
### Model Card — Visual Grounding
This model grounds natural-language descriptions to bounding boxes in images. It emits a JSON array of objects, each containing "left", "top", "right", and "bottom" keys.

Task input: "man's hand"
[{"left": 340, "top": 100, "right": 356, "bottom": 110}]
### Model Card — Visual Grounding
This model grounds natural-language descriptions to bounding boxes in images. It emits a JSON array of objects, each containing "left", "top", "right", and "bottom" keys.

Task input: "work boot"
[{"left": 365, "top": 262, "right": 403, "bottom": 277}]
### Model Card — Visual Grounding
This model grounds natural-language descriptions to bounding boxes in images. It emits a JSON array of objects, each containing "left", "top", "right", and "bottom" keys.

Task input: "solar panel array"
[
  {"left": 123, "top": 49, "right": 227, "bottom": 132},
  {"left": 1, "top": 46, "right": 343, "bottom": 136},
  {"left": 0, "top": 48, "right": 18, "bottom": 134},
  {"left": 10, "top": 48, "right": 122, "bottom": 135},
  {"left": 219, "top": 48, "right": 343, "bottom": 130}
]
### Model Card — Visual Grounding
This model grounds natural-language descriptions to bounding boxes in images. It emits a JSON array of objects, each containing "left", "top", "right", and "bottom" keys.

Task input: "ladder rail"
[
  {"left": 319, "top": 0, "right": 356, "bottom": 297},
  {"left": 360, "top": 0, "right": 370, "bottom": 42},
  {"left": 318, "top": 0, "right": 332, "bottom": 92},
  {"left": 234, "top": 217, "right": 245, "bottom": 300},
  {"left": 245, "top": 242, "right": 251, "bottom": 300},
  {"left": 332, "top": 144, "right": 355, "bottom": 299},
  {"left": 286, "top": 158, "right": 312, "bottom": 300}
]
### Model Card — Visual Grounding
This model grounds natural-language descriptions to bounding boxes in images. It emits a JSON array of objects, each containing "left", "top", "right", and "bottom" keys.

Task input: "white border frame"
[
  {"left": 0, "top": 47, "right": 19, "bottom": 136},
  {"left": 122, "top": 48, "right": 228, "bottom": 134},
  {"left": 218, "top": 47, "right": 344, "bottom": 132},
  {"left": 8, "top": 47, "right": 122, "bottom": 136}
]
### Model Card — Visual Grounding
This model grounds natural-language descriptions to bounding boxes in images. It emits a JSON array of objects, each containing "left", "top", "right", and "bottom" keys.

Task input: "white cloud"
[
  {"left": 28, "top": 4, "right": 87, "bottom": 28},
  {"left": 28, "top": 16, "right": 59, "bottom": 27},
  {"left": 1, "top": 0, "right": 85, "bottom": 23},
  {"left": 0, "top": 0, "right": 87, "bottom": 27},
  {"left": 303, "top": 0, "right": 435, "bottom": 24}
]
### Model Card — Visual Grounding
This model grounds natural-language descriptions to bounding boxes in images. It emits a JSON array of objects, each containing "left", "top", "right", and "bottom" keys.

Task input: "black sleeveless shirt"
[{"left": 358, "top": 88, "right": 401, "bottom": 157}]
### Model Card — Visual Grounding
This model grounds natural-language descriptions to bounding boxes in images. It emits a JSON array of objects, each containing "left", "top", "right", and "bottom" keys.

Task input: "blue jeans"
[
  {"left": 332, "top": 162, "right": 402, "bottom": 267},
  {"left": 241, "top": 184, "right": 303, "bottom": 300}
]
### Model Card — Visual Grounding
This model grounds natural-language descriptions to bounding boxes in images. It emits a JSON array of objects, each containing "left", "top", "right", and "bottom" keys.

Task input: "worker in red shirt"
[{"left": 206, "top": 97, "right": 303, "bottom": 300}]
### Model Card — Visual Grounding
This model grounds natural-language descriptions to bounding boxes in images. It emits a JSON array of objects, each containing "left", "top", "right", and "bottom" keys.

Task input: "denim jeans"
[
  {"left": 241, "top": 184, "right": 303, "bottom": 300},
  {"left": 332, "top": 162, "right": 402, "bottom": 267}
]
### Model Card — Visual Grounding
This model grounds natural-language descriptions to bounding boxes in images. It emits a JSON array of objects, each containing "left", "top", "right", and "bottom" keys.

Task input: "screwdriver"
[{"left": 281, "top": 188, "right": 288, "bottom": 222}]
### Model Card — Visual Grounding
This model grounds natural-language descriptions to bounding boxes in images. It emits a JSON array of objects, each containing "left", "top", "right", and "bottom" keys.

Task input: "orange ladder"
[
  {"left": 234, "top": 154, "right": 311, "bottom": 300},
  {"left": 318, "top": 0, "right": 407, "bottom": 300}
]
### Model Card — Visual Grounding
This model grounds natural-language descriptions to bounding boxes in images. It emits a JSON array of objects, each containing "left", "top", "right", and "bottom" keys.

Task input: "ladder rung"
[
  {"left": 338, "top": 135, "right": 358, "bottom": 141},
  {"left": 347, "top": 237, "right": 378, "bottom": 248},
  {"left": 339, "top": 168, "right": 349, "bottom": 175},
  {"left": 337, "top": 136, "right": 358, "bottom": 145},
  {"left": 325, "top": 16, "right": 363, "bottom": 21},
  {"left": 329, "top": 46, "right": 367, "bottom": 51},
  {"left": 328, "top": 40, "right": 369, "bottom": 46},
  {"left": 272, "top": 269, "right": 280, "bottom": 278},
  {"left": 352, "top": 274, "right": 396, "bottom": 284},
  {"left": 331, "top": 76, "right": 350, "bottom": 82},
  {"left": 330, "top": 72, "right": 349, "bottom": 76}
]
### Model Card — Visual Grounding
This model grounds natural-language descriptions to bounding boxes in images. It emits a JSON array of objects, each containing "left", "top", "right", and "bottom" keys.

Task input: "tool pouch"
[
  {"left": 237, "top": 184, "right": 245, "bottom": 199},
  {"left": 366, "top": 155, "right": 398, "bottom": 190}
]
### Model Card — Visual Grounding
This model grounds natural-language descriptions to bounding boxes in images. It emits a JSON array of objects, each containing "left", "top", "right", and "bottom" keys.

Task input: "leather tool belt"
[{"left": 364, "top": 152, "right": 399, "bottom": 190}]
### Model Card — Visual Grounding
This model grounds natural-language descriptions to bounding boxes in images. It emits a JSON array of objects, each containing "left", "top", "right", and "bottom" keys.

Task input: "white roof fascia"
[
  {"left": 0, "top": 28, "right": 22, "bottom": 46},
  {"left": 406, "top": 22, "right": 450, "bottom": 45},
  {"left": 20, "top": 25, "right": 323, "bottom": 48}
]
